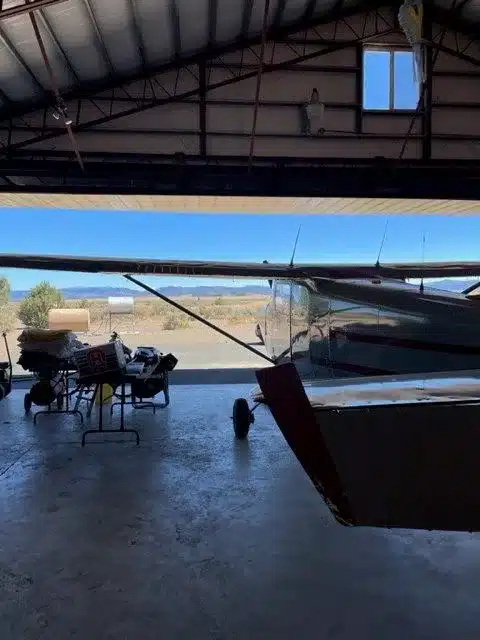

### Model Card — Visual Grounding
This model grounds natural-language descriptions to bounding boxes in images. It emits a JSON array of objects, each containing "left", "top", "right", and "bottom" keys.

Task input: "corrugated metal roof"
[
  {"left": 0, "top": 0, "right": 477, "bottom": 118},
  {"left": 0, "top": 193, "right": 479, "bottom": 213}
]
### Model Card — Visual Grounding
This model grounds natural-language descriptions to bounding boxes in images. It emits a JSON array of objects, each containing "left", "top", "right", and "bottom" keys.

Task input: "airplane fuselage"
[{"left": 257, "top": 277, "right": 480, "bottom": 378}]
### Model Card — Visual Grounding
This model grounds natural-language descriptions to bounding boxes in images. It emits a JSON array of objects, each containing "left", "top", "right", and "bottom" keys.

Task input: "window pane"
[
  {"left": 394, "top": 51, "right": 419, "bottom": 109},
  {"left": 363, "top": 49, "right": 390, "bottom": 110}
]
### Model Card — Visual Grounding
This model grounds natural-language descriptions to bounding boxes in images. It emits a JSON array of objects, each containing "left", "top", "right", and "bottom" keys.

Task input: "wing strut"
[{"left": 124, "top": 275, "right": 276, "bottom": 365}]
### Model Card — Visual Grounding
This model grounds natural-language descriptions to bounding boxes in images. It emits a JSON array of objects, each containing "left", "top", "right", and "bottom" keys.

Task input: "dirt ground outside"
[{"left": 1, "top": 295, "right": 270, "bottom": 376}]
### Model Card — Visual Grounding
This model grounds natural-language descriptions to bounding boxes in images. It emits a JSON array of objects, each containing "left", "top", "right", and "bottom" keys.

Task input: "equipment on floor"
[
  {"left": 0, "top": 332, "right": 12, "bottom": 401},
  {"left": 18, "top": 328, "right": 85, "bottom": 423},
  {"left": 129, "top": 347, "right": 177, "bottom": 401},
  {"left": 74, "top": 339, "right": 127, "bottom": 381},
  {"left": 73, "top": 333, "right": 178, "bottom": 446}
]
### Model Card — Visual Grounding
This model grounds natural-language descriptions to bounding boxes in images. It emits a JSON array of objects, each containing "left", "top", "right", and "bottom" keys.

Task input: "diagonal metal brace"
[{"left": 124, "top": 274, "right": 276, "bottom": 364}]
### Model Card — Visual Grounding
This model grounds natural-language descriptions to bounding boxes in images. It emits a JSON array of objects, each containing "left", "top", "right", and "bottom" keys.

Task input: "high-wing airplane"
[
  {"left": 2, "top": 253, "right": 480, "bottom": 438},
  {"left": 255, "top": 274, "right": 480, "bottom": 379}
]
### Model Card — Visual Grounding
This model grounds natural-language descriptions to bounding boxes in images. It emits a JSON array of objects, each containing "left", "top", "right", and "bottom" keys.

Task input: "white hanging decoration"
[{"left": 398, "top": 0, "right": 426, "bottom": 87}]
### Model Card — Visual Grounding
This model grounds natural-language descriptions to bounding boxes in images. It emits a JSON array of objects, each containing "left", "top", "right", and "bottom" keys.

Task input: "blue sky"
[
  {"left": 363, "top": 49, "right": 418, "bottom": 109},
  {"left": 0, "top": 208, "right": 479, "bottom": 290}
]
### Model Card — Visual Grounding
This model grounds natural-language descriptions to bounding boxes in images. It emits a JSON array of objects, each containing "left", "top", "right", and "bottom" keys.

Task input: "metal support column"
[
  {"left": 199, "top": 60, "right": 207, "bottom": 157},
  {"left": 422, "top": 12, "right": 433, "bottom": 161}
]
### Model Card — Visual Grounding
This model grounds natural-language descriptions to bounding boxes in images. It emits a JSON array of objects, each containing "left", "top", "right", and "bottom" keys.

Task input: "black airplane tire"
[
  {"left": 233, "top": 398, "right": 251, "bottom": 440},
  {"left": 24, "top": 393, "right": 32, "bottom": 413}
]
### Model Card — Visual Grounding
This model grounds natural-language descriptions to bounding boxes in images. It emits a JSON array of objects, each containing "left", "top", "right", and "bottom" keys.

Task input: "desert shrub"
[
  {"left": 162, "top": 312, "right": 190, "bottom": 330},
  {"left": 0, "top": 303, "right": 16, "bottom": 332},
  {"left": 0, "top": 276, "right": 16, "bottom": 331},
  {"left": 0, "top": 276, "right": 9, "bottom": 306},
  {"left": 18, "top": 281, "right": 64, "bottom": 329}
]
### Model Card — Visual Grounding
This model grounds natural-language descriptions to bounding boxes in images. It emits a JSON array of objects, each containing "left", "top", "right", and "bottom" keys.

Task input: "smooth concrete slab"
[{"left": 0, "top": 386, "right": 479, "bottom": 639}]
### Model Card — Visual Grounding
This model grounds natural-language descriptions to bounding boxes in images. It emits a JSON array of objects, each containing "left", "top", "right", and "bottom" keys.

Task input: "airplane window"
[
  {"left": 276, "top": 282, "right": 291, "bottom": 314},
  {"left": 291, "top": 283, "right": 309, "bottom": 306}
]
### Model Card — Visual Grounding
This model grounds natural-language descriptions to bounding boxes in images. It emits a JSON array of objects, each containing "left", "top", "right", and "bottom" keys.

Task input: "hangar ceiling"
[{"left": 0, "top": 0, "right": 478, "bottom": 211}]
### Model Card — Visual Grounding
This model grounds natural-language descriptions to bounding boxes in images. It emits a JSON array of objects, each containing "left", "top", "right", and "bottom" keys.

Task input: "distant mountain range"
[
  {"left": 10, "top": 284, "right": 270, "bottom": 301},
  {"left": 8, "top": 279, "right": 477, "bottom": 301}
]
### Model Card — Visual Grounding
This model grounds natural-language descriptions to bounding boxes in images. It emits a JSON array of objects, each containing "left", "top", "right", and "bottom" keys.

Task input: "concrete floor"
[{"left": 0, "top": 385, "right": 480, "bottom": 639}]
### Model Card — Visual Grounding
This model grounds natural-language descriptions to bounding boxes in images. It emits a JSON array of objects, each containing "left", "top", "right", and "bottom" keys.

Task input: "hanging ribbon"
[{"left": 398, "top": 0, "right": 426, "bottom": 86}]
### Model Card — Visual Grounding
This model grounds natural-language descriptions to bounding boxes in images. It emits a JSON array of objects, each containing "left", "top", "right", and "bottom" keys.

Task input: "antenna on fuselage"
[
  {"left": 419, "top": 232, "right": 426, "bottom": 294},
  {"left": 375, "top": 220, "right": 389, "bottom": 270},
  {"left": 290, "top": 225, "right": 302, "bottom": 268}
]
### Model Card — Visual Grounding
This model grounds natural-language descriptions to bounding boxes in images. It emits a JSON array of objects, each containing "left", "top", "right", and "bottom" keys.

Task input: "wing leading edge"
[{"left": 1, "top": 253, "right": 480, "bottom": 280}]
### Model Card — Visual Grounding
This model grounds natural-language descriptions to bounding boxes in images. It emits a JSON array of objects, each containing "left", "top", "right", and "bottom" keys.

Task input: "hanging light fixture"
[{"left": 303, "top": 88, "right": 325, "bottom": 136}]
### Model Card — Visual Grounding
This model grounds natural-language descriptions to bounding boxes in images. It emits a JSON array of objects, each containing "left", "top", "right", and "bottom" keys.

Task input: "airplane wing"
[{"left": 1, "top": 253, "right": 480, "bottom": 280}]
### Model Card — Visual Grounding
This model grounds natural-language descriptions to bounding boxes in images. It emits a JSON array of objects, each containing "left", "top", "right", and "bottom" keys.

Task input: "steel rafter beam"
[
  {"left": 429, "top": 38, "right": 480, "bottom": 68},
  {"left": 0, "top": 1, "right": 384, "bottom": 122},
  {"left": 2, "top": 154, "right": 479, "bottom": 167},
  {"left": 27, "top": 3, "right": 84, "bottom": 170},
  {"left": 0, "top": 0, "right": 69, "bottom": 21},
  {"left": 428, "top": 4, "right": 480, "bottom": 47},
  {"left": 0, "top": 157, "right": 479, "bottom": 200},
  {"left": 0, "top": 10, "right": 394, "bottom": 155}
]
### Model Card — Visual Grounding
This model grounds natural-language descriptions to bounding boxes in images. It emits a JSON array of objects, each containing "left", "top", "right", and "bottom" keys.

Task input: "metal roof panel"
[
  {"left": 1, "top": 13, "right": 74, "bottom": 94},
  {"left": 0, "top": 36, "right": 43, "bottom": 102},
  {"left": 84, "top": 0, "right": 142, "bottom": 75},
  {"left": 42, "top": 0, "right": 110, "bottom": 81},
  {"left": 176, "top": 0, "right": 210, "bottom": 55},
  {"left": 0, "top": 0, "right": 477, "bottom": 129},
  {"left": 457, "top": 0, "right": 480, "bottom": 22},
  {"left": 214, "top": 0, "right": 244, "bottom": 44},
  {"left": 247, "top": 0, "right": 281, "bottom": 35},
  {"left": 134, "top": 0, "right": 175, "bottom": 65},
  {"left": 281, "top": 0, "right": 312, "bottom": 24}
]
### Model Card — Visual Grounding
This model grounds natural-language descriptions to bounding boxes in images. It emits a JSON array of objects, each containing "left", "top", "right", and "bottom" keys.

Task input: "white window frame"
[{"left": 362, "top": 45, "right": 418, "bottom": 112}]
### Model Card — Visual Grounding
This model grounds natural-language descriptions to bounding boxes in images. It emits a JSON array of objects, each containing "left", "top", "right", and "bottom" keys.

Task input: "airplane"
[
  {"left": 3, "top": 252, "right": 480, "bottom": 439},
  {"left": 254, "top": 274, "right": 480, "bottom": 381}
]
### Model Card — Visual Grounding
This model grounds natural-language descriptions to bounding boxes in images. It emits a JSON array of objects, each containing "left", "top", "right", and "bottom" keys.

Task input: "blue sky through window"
[{"left": 363, "top": 48, "right": 419, "bottom": 110}]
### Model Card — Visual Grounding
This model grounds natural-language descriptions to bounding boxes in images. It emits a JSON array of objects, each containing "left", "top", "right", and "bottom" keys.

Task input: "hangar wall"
[{"left": 3, "top": 5, "right": 480, "bottom": 161}]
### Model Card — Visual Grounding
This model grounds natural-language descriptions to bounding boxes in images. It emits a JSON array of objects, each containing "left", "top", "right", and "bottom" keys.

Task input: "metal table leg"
[{"left": 82, "top": 379, "right": 140, "bottom": 447}]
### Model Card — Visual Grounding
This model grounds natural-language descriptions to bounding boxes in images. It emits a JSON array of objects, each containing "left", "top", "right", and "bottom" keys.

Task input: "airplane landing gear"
[{"left": 232, "top": 397, "right": 255, "bottom": 439}]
